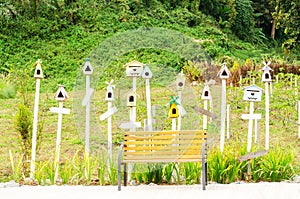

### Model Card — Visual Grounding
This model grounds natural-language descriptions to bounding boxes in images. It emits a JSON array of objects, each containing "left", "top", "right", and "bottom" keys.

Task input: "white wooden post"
[
  {"left": 176, "top": 72, "right": 185, "bottom": 131},
  {"left": 82, "top": 58, "right": 94, "bottom": 156},
  {"left": 298, "top": 101, "right": 300, "bottom": 138},
  {"left": 54, "top": 101, "right": 63, "bottom": 181},
  {"left": 130, "top": 77, "right": 137, "bottom": 132},
  {"left": 219, "top": 63, "right": 230, "bottom": 153},
  {"left": 203, "top": 100, "right": 208, "bottom": 130},
  {"left": 247, "top": 101, "right": 254, "bottom": 152},
  {"left": 226, "top": 104, "right": 230, "bottom": 139},
  {"left": 142, "top": 65, "right": 153, "bottom": 131},
  {"left": 50, "top": 85, "right": 70, "bottom": 182},
  {"left": 30, "top": 59, "right": 43, "bottom": 179},
  {"left": 85, "top": 74, "right": 91, "bottom": 155},
  {"left": 107, "top": 101, "right": 113, "bottom": 159},
  {"left": 177, "top": 90, "right": 182, "bottom": 131},
  {"left": 265, "top": 82, "right": 270, "bottom": 150}
]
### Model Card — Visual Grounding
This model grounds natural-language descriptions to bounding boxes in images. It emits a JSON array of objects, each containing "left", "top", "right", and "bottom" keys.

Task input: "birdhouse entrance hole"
[
  {"left": 129, "top": 96, "right": 134, "bottom": 102},
  {"left": 172, "top": 108, "right": 177, "bottom": 114},
  {"left": 85, "top": 66, "right": 91, "bottom": 72},
  {"left": 221, "top": 71, "right": 228, "bottom": 76},
  {"left": 145, "top": 72, "right": 149, "bottom": 76},
  {"left": 204, "top": 91, "right": 209, "bottom": 97},
  {"left": 58, "top": 91, "right": 64, "bottom": 98},
  {"left": 37, "top": 69, "right": 40, "bottom": 75},
  {"left": 265, "top": 73, "right": 269, "bottom": 79},
  {"left": 178, "top": 82, "right": 183, "bottom": 87},
  {"left": 107, "top": 92, "right": 112, "bottom": 98}
]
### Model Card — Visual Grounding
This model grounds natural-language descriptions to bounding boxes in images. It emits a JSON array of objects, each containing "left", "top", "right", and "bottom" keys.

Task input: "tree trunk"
[{"left": 271, "top": 18, "right": 276, "bottom": 39}]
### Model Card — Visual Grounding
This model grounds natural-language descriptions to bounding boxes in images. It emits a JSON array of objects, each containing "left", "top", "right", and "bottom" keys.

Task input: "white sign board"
[
  {"left": 100, "top": 106, "right": 118, "bottom": 121},
  {"left": 241, "top": 114, "right": 261, "bottom": 120},
  {"left": 243, "top": 85, "right": 263, "bottom": 102},
  {"left": 50, "top": 107, "right": 70, "bottom": 114},
  {"left": 82, "top": 88, "right": 94, "bottom": 106},
  {"left": 119, "top": 122, "right": 142, "bottom": 129}
]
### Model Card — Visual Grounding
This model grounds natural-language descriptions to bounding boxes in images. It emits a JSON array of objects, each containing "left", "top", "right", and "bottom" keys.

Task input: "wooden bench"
[{"left": 117, "top": 130, "right": 207, "bottom": 190}]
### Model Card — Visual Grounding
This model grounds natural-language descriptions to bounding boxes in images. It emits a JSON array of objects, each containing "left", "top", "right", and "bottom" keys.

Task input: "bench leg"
[
  {"left": 202, "top": 142, "right": 207, "bottom": 190},
  {"left": 118, "top": 143, "right": 124, "bottom": 191},
  {"left": 124, "top": 163, "right": 127, "bottom": 186}
]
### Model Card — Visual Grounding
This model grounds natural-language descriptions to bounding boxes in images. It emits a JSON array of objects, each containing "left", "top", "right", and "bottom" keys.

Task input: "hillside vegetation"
[{"left": 0, "top": 0, "right": 299, "bottom": 90}]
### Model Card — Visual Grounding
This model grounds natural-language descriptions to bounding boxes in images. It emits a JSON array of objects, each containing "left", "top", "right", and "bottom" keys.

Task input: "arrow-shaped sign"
[
  {"left": 119, "top": 122, "right": 142, "bottom": 129},
  {"left": 100, "top": 106, "right": 118, "bottom": 121},
  {"left": 50, "top": 107, "right": 71, "bottom": 114},
  {"left": 241, "top": 114, "right": 261, "bottom": 120},
  {"left": 82, "top": 88, "right": 94, "bottom": 106}
]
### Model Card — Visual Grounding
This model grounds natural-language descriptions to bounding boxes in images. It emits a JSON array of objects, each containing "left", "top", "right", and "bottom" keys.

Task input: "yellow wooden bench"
[{"left": 117, "top": 130, "right": 207, "bottom": 190}]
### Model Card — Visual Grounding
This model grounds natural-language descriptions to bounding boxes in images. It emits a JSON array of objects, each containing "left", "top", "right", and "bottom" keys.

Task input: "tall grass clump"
[{"left": 0, "top": 82, "right": 16, "bottom": 99}]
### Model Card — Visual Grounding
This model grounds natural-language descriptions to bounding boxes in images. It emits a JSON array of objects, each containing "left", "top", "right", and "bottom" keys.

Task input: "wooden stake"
[
  {"left": 220, "top": 79, "right": 226, "bottom": 152},
  {"left": 203, "top": 100, "right": 208, "bottom": 130},
  {"left": 247, "top": 102, "right": 254, "bottom": 152},
  {"left": 226, "top": 104, "right": 230, "bottom": 139},
  {"left": 30, "top": 78, "right": 41, "bottom": 179},
  {"left": 298, "top": 101, "right": 300, "bottom": 138},
  {"left": 145, "top": 78, "right": 152, "bottom": 131},
  {"left": 85, "top": 75, "right": 91, "bottom": 155},
  {"left": 54, "top": 101, "right": 64, "bottom": 182},
  {"left": 265, "top": 82, "right": 270, "bottom": 150}
]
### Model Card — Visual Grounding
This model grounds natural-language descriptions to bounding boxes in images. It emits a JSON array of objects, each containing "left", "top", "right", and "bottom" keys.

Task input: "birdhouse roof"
[
  {"left": 261, "top": 65, "right": 273, "bottom": 71},
  {"left": 34, "top": 59, "right": 43, "bottom": 79},
  {"left": 125, "top": 60, "right": 144, "bottom": 67},
  {"left": 243, "top": 84, "right": 263, "bottom": 92},
  {"left": 218, "top": 63, "right": 230, "bottom": 79},
  {"left": 54, "top": 85, "right": 69, "bottom": 101},
  {"left": 142, "top": 65, "right": 153, "bottom": 79},
  {"left": 82, "top": 58, "right": 94, "bottom": 75}
]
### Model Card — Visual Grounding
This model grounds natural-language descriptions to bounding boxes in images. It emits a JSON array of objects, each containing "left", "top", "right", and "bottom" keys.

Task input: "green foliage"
[
  {"left": 0, "top": 81, "right": 16, "bottom": 99},
  {"left": 14, "top": 103, "right": 32, "bottom": 171}
]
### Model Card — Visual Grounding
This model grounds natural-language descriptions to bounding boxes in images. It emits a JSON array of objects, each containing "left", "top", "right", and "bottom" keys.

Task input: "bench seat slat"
[
  {"left": 122, "top": 159, "right": 201, "bottom": 163},
  {"left": 124, "top": 150, "right": 201, "bottom": 156},
  {"left": 124, "top": 134, "right": 206, "bottom": 140},
  {"left": 123, "top": 154, "right": 201, "bottom": 161},
  {"left": 123, "top": 145, "right": 202, "bottom": 151},
  {"left": 124, "top": 130, "right": 205, "bottom": 136},
  {"left": 124, "top": 139, "right": 205, "bottom": 145}
]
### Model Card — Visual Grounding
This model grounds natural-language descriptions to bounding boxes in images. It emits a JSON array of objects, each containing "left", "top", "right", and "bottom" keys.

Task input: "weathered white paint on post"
[
  {"left": 276, "top": 75, "right": 278, "bottom": 83},
  {"left": 30, "top": 59, "right": 43, "bottom": 179},
  {"left": 82, "top": 58, "right": 94, "bottom": 156},
  {"left": 247, "top": 102, "right": 254, "bottom": 152},
  {"left": 54, "top": 101, "right": 64, "bottom": 181},
  {"left": 265, "top": 82, "right": 270, "bottom": 150},
  {"left": 172, "top": 118, "right": 177, "bottom": 131},
  {"left": 177, "top": 91, "right": 182, "bottom": 130},
  {"left": 203, "top": 100, "right": 208, "bottom": 130},
  {"left": 145, "top": 79, "right": 152, "bottom": 131},
  {"left": 226, "top": 104, "right": 230, "bottom": 139},
  {"left": 142, "top": 65, "right": 153, "bottom": 131},
  {"left": 85, "top": 75, "right": 90, "bottom": 155},
  {"left": 107, "top": 101, "right": 113, "bottom": 160},
  {"left": 130, "top": 77, "right": 137, "bottom": 132},
  {"left": 220, "top": 79, "right": 226, "bottom": 152},
  {"left": 254, "top": 119, "right": 259, "bottom": 143},
  {"left": 298, "top": 101, "right": 300, "bottom": 138},
  {"left": 176, "top": 72, "right": 185, "bottom": 131}
]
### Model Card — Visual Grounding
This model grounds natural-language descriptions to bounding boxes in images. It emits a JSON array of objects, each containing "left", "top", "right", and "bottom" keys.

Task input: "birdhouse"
[
  {"left": 82, "top": 58, "right": 94, "bottom": 75},
  {"left": 176, "top": 72, "right": 185, "bottom": 91},
  {"left": 201, "top": 84, "right": 211, "bottom": 100},
  {"left": 125, "top": 60, "right": 144, "bottom": 77},
  {"left": 219, "top": 63, "right": 230, "bottom": 79},
  {"left": 54, "top": 85, "right": 70, "bottom": 102},
  {"left": 261, "top": 62, "right": 273, "bottom": 83},
  {"left": 126, "top": 91, "right": 136, "bottom": 107},
  {"left": 169, "top": 103, "right": 179, "bottom": 118},
  {"left": 105, "top": 86, "right": 114, "bottom": 101},
  {"left": 141, "top": 65, "right": 153, "bottom": 79},
  {"left": 34, "top": 59, "right": 43, "bottom": 79},
  {"left": 243, "top": 85, "right": 263, "bottom": 102}
]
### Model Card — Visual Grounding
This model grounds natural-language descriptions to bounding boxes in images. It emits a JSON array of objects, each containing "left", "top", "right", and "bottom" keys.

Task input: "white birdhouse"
[
  {"left": 125, "top": 60, "right": 144, "bottom": 77},
  {"left": 54, "top": 85, "right": 70, "bottom": 102},
  {"left": 219, "top": 63, "right": 230, "bottom": 79},
  {"left": 127, "top": 91, "right": 136, "bottom": 107},
  {"left": 34, "top": 59, "right": 43, "bottom": 79},
  {"left": 176, "top": 72, "right": 186, "bottom": 91},
  {"left": 141, "top": 65, "right": 153, "bottom": 79},
  {"left": 105, "top": 86, "right": 114, "bottom": 101},
  {"left": 243, "top": 85, "right": 263, "bottom": 102},
  {"left": 201, "top": 84, "right": 211, "bottom": 100},
  {"left": 82, "top": 58, "right": 94, "bottom": 75},
  {"left": 261, "top": 61, "right": 273, "bottom": 83}
]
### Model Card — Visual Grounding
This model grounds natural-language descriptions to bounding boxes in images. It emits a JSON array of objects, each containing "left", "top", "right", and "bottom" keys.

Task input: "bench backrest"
[{"left": 123, "top": 130, "right": 207, "bottom": 163}]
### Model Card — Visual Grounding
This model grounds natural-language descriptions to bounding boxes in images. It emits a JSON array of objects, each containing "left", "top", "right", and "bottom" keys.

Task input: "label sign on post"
[
  {"left": 50, "top": 107, "right": 71, "bottom": 115},
  {"left": 243, "top": 85, "right": 263, "bottom": 102},
  {"left": 241, "top": 114, "right": 262, "bottom": 120},
  {"left": 119, "top": 122, "right": 142, "bottom": 129},
  {"left": 100, "top": 106, "right": 118, "bottom": 121}
]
